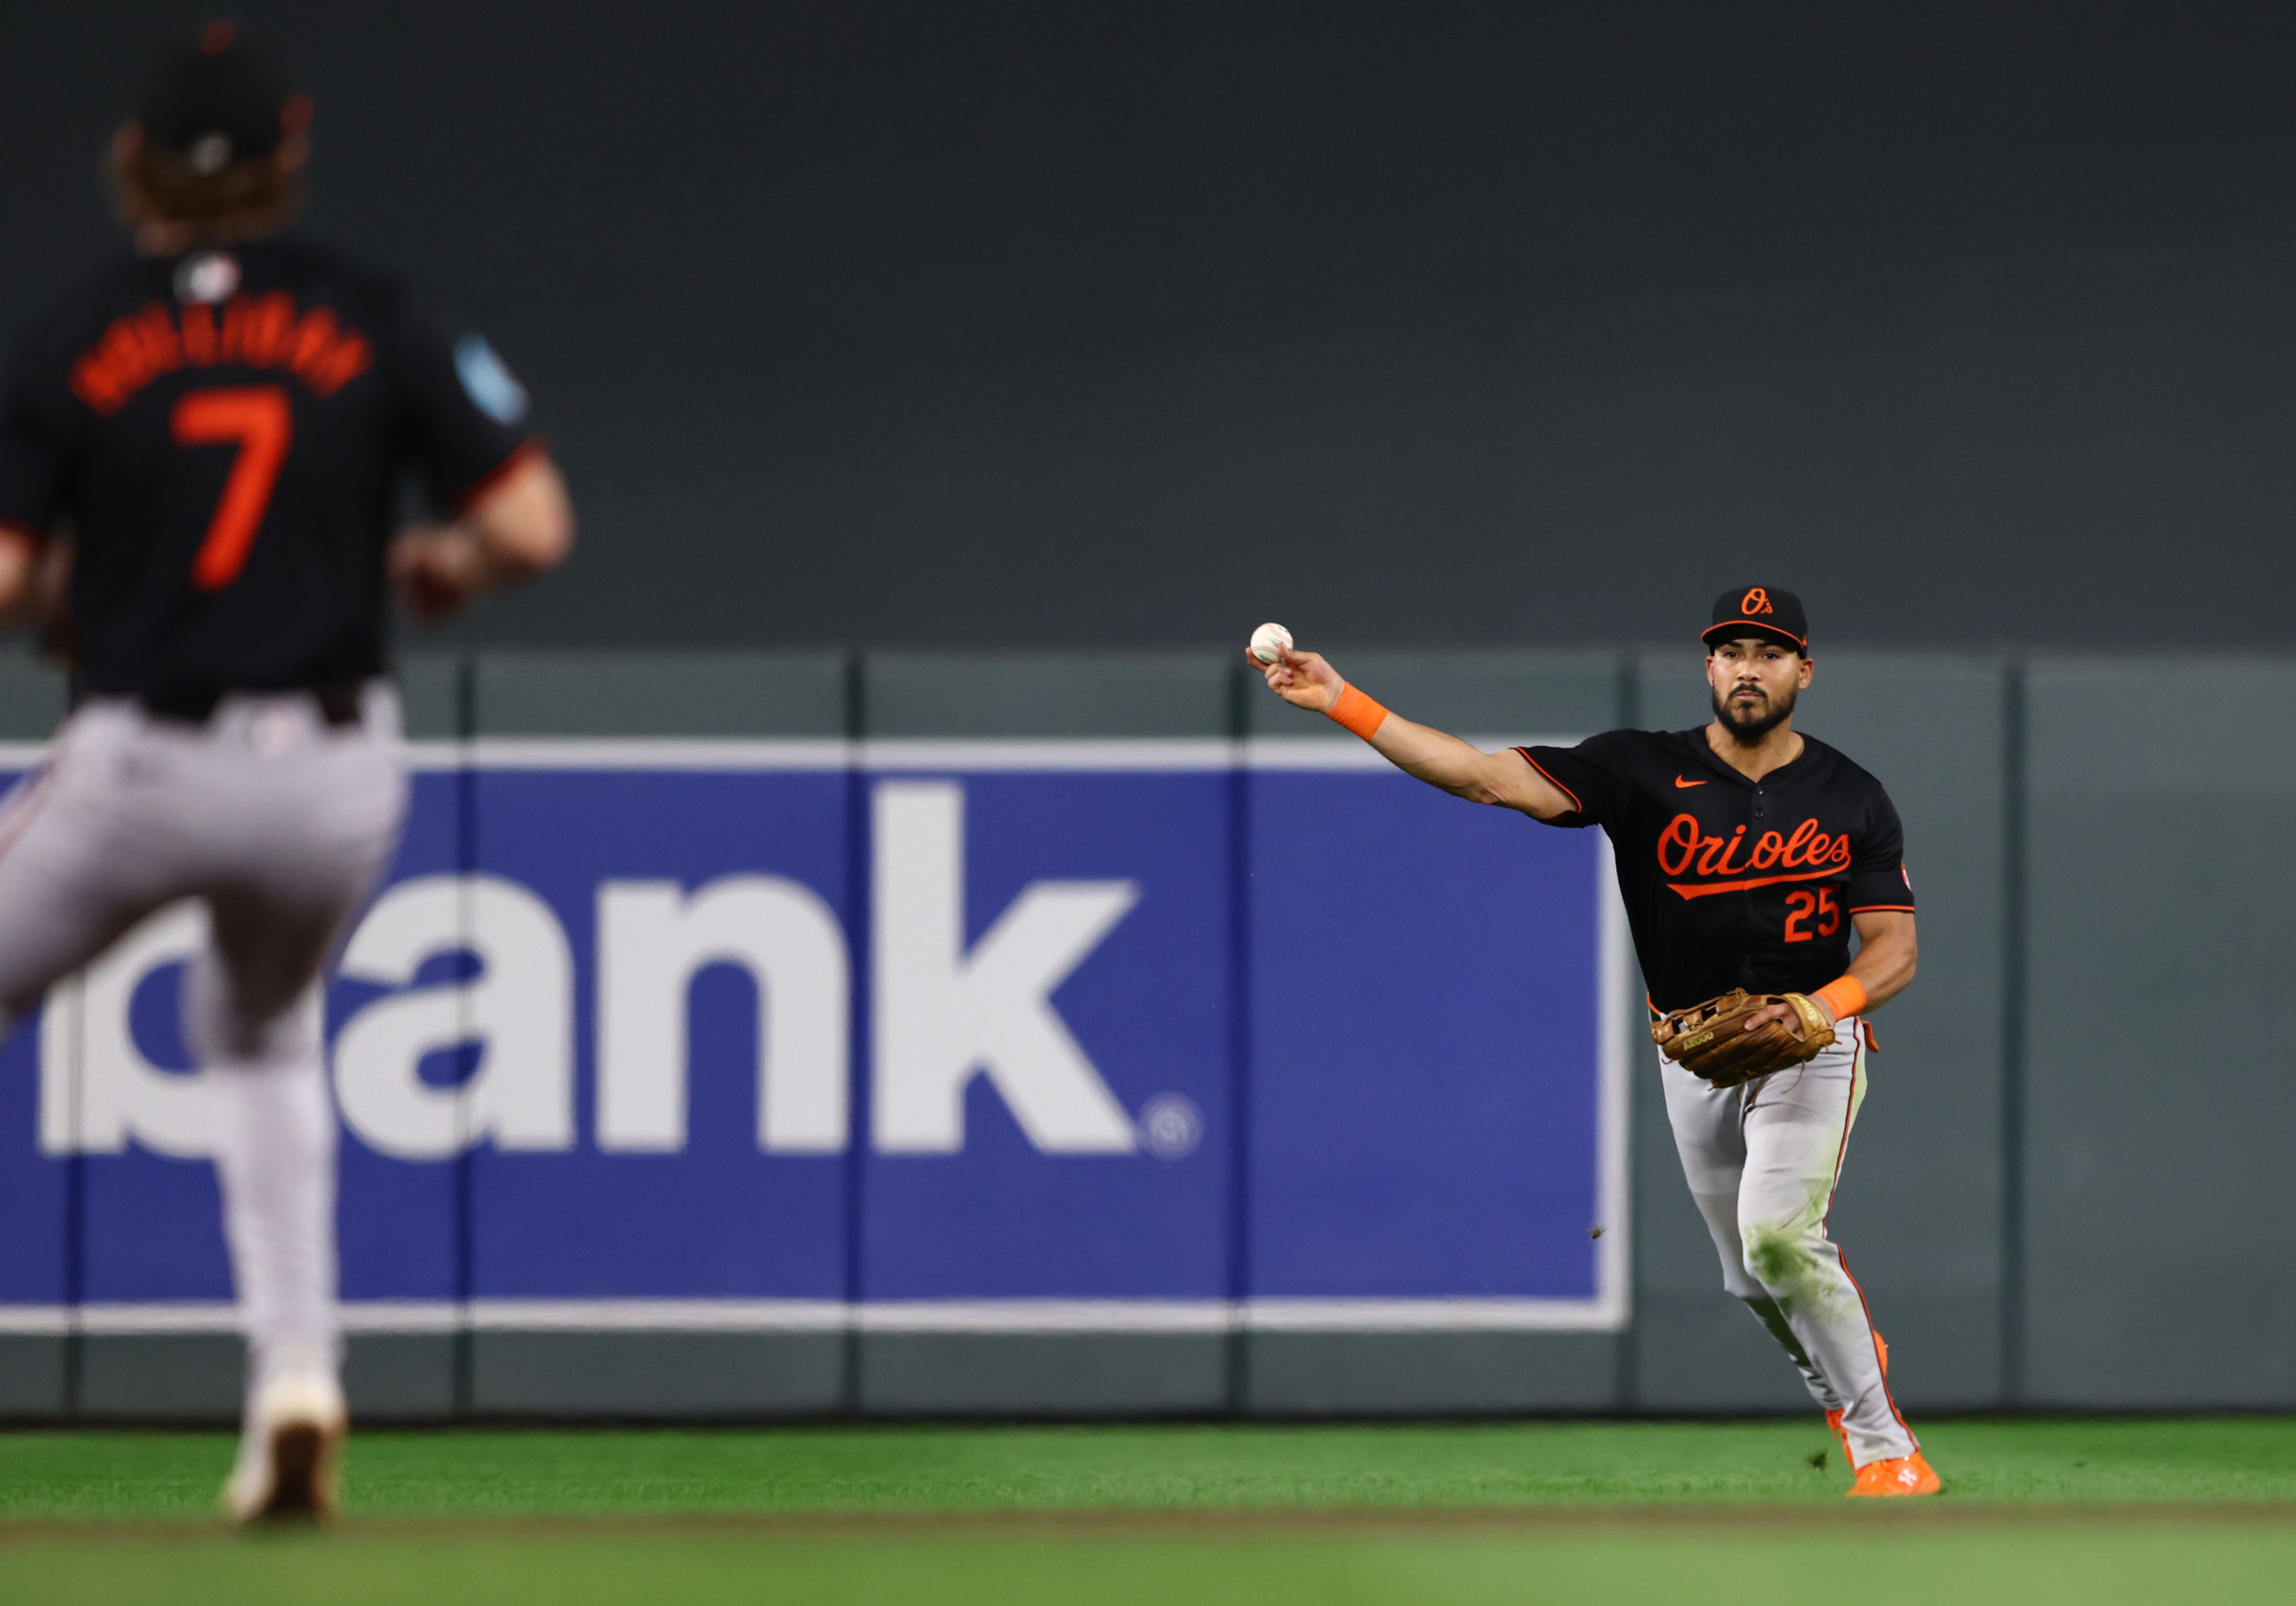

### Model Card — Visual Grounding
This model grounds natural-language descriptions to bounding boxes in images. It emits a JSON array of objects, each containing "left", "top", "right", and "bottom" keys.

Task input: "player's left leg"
[{"left": 1734, "top": 1027, "right": 1931, "bottom": 1488}]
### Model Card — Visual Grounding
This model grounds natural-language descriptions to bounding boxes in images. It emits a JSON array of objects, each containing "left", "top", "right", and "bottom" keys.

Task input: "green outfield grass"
[
  {"left": 4, "top": 1419, "right": 2294, "bottom": 1603},
  {"left": 7, "top": 1417, "right": 2296, "bottom": 1519}
]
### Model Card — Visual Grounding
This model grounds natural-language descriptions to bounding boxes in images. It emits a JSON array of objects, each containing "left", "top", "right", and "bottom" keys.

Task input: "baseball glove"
[{"left": 1651, "top": 988, "right": 1835, "bottom": 1087}]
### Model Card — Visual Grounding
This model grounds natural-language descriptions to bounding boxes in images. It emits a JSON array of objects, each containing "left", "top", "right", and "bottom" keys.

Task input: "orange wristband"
[
  {"left": 1812, "top": 976, "right": 1867, "bottom": 1022},
  {"left": 1326, "top": 682, "right": 1390, "bottom": 741}
]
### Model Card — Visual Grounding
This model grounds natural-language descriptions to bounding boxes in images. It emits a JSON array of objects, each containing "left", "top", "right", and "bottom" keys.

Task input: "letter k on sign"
[{"left": 871, "top": 781, "right": 1142, "bottom": 1154}]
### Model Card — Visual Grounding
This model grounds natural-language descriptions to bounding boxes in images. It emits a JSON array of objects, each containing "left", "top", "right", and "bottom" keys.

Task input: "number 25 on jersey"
[{"left": 1784, "top": 886, "right": 1840, "bottom": 942}]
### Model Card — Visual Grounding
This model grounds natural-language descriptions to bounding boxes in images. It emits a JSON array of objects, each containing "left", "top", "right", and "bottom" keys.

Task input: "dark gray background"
[
  {"left": 2, "top": 3, "right": 2291, "bottom": 1422},
  {"left": 5, "top": 2, "right": 2294, "bottom": 652}
]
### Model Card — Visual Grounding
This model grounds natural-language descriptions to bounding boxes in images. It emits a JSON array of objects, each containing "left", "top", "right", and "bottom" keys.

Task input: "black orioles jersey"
[
  {"left": 0, "top": 238, "right": 534, "bottom": 707},
  {"left": 1517, "top": 729, "right": 1914, "bottom": 1012}
]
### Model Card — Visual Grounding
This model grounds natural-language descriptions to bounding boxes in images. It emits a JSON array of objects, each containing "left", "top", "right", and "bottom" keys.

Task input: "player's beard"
[{"left": 1712, "top": 681, "right": 1798, "bottom": 745}]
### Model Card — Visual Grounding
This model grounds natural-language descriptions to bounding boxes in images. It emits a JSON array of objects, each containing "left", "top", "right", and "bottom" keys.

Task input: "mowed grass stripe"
[{"left": 6, "top": 1418, "right": 2296, "bottom": 1522}]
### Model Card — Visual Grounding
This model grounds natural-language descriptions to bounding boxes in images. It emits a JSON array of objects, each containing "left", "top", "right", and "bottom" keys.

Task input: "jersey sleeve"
[
  {"left": 0, "top": 329, "right": 73, "bottom": 545},
  {"left": 1514, "top": 730, "right": 1641, "bottom": 827},
  {"left": 1847, "top": 788, "right": 1915, "bottom": 914},
  {"left": 388, "top": 299, "right": 539, "bottom": 512}
]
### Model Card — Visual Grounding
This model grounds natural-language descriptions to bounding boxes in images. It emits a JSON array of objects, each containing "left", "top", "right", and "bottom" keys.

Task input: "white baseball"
[{"left": 1248, "top": 622, "right": 1294, "bottom": 665}]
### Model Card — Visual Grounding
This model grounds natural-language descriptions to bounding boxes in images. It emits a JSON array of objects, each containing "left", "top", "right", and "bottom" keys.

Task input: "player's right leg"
[
  {"left": 0, "top": 704, "right": 198, "bottom": 1033},
  {"left": 192, "top": 954, "right": 347, "bottom": 1523},
  {"left": 186, "top": 690, "right": 406, "bottom": 1522},
  {"left": 1657, "top": 1052, "right": 1842, "bottom": 1413}
]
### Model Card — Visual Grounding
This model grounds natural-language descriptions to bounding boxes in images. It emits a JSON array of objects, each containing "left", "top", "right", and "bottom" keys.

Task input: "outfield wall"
[{"left": 0, "top": 648, "right": 2286, "bottom": 1420}]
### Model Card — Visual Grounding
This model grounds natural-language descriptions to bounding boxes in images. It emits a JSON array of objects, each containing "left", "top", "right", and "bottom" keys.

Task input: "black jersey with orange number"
[
  {"left": 0, "top": 238, "right": 535, "bottom": 706},
  {"left": 1516, "top": 729, "right": 1914, "bottom": 1012}
]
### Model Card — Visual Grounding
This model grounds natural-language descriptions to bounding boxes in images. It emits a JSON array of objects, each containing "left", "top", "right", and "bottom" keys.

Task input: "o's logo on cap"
[{"left": 1742, "top": 588, "right": 1773, "bottom": 614}]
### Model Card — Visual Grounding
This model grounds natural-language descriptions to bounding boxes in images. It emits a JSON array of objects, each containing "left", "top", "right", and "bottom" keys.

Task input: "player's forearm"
[
  {"left": 1840, "top": 915, "right": 1917, "bottom": 1014},
  {"left": 1253, "top": 637, "right": 1567, "bottom": 816},
  {"left": 0, "top": 530, "right": 36, "bottom": 624},
  {"left": 467, "top": 455, "right": 574, "bottom": 590},
  {"left": 1846, "top": 943, "right": 1915, "bottom": 1010},
  {"left": 1367, "top": 713, "right": 1527, "bottom": 805}
]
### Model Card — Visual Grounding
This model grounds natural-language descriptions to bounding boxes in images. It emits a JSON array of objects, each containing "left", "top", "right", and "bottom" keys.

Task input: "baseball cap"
[
  {"left": 140, "top": 21, "right": 305, "bottom": 174},
  {"left": 1702, "top": 586, "right": 1808, "bottom": 651}
]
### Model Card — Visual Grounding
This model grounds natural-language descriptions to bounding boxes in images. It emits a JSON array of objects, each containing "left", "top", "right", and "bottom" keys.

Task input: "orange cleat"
[
  {"left": 1847, "top": 1451, "right": 1941, "bottom": 1498},
  {"left": 1822, "top": 1331, "right": 1887, "bottom": 1469}
]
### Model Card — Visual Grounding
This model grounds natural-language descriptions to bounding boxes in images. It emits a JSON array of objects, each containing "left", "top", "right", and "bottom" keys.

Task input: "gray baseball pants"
[
  {"left": 0, "top": 686, "right": 406, "bottom": 1393},
  {"left": 1660, "top": 1023, "right": 1918, "bottom": 1468}
]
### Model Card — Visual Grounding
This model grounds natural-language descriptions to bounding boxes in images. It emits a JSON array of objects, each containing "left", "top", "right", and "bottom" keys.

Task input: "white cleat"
[{"left": 221, "top": 1373, "right": 347, "bottom": 1523}]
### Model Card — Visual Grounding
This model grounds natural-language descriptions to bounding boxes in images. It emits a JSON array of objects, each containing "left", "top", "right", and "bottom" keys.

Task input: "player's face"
[{"left": 1705, "top": 637, "right": 1812, "bottom": 741}]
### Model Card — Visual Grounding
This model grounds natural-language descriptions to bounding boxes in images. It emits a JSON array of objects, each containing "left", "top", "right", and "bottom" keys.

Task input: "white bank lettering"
[
  {"left": 871, "top": 781, "right": 1140, "bottom": 1154},
  {"left": 332, "top": 875, "right": 575, "bottom": 1160},
  {"left": 35, "top": 781, "right": 1142, "bottom": 1161},
  {"left": 596, "top": 874, "right": 849, "bottom": 1153}
]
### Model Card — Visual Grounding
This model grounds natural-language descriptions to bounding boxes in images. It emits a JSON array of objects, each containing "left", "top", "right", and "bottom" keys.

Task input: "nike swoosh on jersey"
[{"left": 1673, "top": 775, "right": 1707, "bottom": 788}]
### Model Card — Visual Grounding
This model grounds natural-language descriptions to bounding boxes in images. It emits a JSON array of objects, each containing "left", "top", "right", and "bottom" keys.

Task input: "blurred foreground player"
[
  {"left": 1253, "top": 589, "right": 1939, "bottom": 1497},
  {"left": 0, "top": 26, "right": 571, "bottom": 1518}
]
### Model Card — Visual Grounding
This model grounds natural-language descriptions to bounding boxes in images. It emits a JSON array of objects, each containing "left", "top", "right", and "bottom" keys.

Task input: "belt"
[{"left": 138, "top": 680, "right": 366, "bottom": 728}]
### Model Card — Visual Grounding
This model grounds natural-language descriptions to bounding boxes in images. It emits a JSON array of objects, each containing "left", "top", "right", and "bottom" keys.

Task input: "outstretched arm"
[{"left": 1251, "top": 643, "right": 1578, "bottom": 821}]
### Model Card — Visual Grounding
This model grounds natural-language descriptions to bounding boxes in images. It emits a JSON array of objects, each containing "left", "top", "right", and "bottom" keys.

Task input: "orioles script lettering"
[{"left": 1656, "top": 812, "right": 1851, "bottom": 901}]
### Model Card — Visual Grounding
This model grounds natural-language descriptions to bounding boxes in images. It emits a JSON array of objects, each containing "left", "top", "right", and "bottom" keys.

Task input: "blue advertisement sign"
[
  {"left": 0, "top": 737, "right": 1626, "bottom": 1339},
  {"left": 1246, "top": 751, "right": 1626, "bottom": 1326}
]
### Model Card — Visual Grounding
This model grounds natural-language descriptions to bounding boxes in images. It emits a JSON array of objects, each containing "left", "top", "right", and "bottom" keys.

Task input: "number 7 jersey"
[
  {"left": 0, "top": 237, "right": 534, "bottom": 705},
  {"left": 1516, "top": 729, "right": 1914, "bottom": 1013}
]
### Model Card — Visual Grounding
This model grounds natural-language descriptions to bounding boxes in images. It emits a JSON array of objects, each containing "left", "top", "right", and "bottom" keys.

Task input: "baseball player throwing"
[
  {"left": 0, "top": 27, "right": 571, "bottom": 1518},
  {"left": 1253, "top": 587, "right": 1939, "bottom": 1497}
]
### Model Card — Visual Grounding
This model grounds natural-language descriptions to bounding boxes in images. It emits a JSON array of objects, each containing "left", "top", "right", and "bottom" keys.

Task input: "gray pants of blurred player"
[
  {"left": 0, "top": 687, "right": 405, "bottom": 1394},
  {"left": 1660, "top": 1024, "right": 1918, "bottom": 1468}
]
